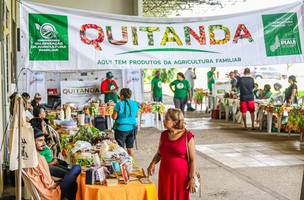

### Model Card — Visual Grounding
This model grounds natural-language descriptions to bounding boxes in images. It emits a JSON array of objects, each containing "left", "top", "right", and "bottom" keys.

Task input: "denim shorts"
[{"left": 114, "top": 129, "right": 135, "bottom": 148}]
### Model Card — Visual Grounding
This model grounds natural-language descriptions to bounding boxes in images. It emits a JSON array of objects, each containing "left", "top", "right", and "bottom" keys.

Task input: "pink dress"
[{"left": 158, "top": 130, "right": 194, "bottom": 200}]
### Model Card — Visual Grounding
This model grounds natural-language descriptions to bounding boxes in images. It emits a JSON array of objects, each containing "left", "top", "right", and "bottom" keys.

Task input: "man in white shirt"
[{"left": 185, "top": 68, "right": 196, "bottom": 111}]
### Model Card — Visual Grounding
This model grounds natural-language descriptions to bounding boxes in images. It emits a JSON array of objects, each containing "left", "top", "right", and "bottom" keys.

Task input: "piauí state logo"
[
  {"left": 35, "top": 23, "right": 58, "bottom": 39},
  {"left": 270, "top": 35, "right": 280, "bottom": 52}
]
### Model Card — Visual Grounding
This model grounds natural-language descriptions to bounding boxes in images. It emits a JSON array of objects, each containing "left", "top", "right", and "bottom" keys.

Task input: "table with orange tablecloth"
[{"left": 76, "top": 172, "right": 158, "bottom": 200}]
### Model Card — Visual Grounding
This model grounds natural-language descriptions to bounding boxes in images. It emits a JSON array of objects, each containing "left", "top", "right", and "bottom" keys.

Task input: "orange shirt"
[{"left": 25, "top": 154, "right": 61, "bottom": 200}]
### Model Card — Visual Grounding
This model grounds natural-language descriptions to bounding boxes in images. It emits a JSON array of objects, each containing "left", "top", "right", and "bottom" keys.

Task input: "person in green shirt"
[
  {"left": 207, "top": 67, "right": 216, "bottom": 93},
  {"left": 101, "top": 72, "right": 119, "bottom": 103},
  {"left": 170, "top": 72, "right": 192, "bottom": 114},
  {"left": 40, "top": 145, "right": 54, "bottom": 163},
  {"left": 270, "top": 83, "right": 284, "bottom": 104},
  {"left": 260, "top": 84, "right": 272, "bottom": 99},
  {"left": 33, "top": 128, "right": 69, "bottom": 179},
  {"left": 151, "top": 70, "right": 163, "bottom": 102}
]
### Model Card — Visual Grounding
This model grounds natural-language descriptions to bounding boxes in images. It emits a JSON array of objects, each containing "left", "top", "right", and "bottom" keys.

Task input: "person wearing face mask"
[
  {"left": 147, "top": 108, "right": 197, "bottom": 200},
  {"left": 170, "top": 72, "right": 192, "bottom": 114},
  {"left": 112, "top": 88, "right": 140, "bottom": 157}
]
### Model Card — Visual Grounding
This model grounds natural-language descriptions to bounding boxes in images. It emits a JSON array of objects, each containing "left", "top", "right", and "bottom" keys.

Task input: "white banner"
[
  {"left": 123, "top": 69, "right": 143, "bottom": 102},
  {"left": 20, "top": 1, "right": 304, "bottom": 71},
  {"left": 60, "top": 81, "right": 101, "bottom": 105}
]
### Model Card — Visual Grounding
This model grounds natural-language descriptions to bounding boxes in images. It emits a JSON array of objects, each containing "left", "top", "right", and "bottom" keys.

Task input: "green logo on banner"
[
  {"left": 262, "top": 13, "right": 302, "bottom": 57},
  {"left": 29, "top": 14, "right": 69, "bottom": 61}
]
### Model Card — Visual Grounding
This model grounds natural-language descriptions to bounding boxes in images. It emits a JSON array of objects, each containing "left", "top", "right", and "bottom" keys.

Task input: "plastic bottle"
[{"left": 66, "top": 106, "right": 71, "bottom": 121}]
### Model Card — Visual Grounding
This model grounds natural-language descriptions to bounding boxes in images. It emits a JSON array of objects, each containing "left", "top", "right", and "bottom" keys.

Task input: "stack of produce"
[
  {"left": 286, "top": 107, "right": 304, "bottom": 132},
  {"left": 193, "top": 89, "right": 208, "bottom": 105},
  {"left": 139, "top": 102, "right": 166, "bottom": 114},
  {"left": 105, "top": 102, "right": 115, "bottom": 116},
  {"left": 72, "top": 126, "right": 103, "bottom": 144},
  {"left": 139, "top": 103, "right": 152, "bottom": 113},
  {"left": 90, "top": 102, "right": 100, "bottom": 117}
]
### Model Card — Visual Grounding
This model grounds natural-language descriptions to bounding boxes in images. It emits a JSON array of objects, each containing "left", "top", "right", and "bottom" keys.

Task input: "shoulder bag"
[{"left": 186, "top": 130, "right": 202, "bottom": 197}]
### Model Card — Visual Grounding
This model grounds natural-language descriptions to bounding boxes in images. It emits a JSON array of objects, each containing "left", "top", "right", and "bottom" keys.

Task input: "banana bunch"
[{"left": 151, "top": 103, "right": 166, "bottom": 114}]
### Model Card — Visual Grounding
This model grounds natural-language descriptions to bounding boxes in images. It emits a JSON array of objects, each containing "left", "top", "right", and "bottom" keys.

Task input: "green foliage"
[
  {"left": 72, "top": 126, "right": 100, "bottom": 143},
  {"left": 144, "top": 68, "right": 177, "bottom": 84},
  {"left": 298, "top": 90, "right": 304, "bottom": 97}
]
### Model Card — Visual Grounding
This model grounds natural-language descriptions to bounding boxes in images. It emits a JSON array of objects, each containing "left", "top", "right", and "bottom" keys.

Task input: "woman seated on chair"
[{"left": 25, "top": 128, "right": 81, "bottom": 200}]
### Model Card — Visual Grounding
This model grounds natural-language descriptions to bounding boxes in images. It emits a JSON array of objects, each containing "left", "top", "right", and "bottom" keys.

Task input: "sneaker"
[{"left": 187, "top": 107, "right": 196, "bottom": 111}]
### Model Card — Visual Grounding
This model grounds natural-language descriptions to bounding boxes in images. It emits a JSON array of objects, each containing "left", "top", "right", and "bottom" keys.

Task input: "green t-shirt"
[
  {"left": 40, "top": 145, "right": 53, "bottom": 163},
  {"left": 105, "top": 81, "right": 118, "bottom": 103},
  {"left": 151, "top": 77, "right": 163, "bottom": 98},
  {"left": 263, "top": 91, "right": 272, "bottom": 99},
  {"left": 207, "top": 71, "right": 215, "bottom": 91},
  {"left": 170, "top": 79, "right": 190, "bottom": 99}
]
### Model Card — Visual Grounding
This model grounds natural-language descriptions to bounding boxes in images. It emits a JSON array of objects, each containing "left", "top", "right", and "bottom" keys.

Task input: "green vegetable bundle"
[
  {"left": 76, "top": 157, "right": 93, "bottom": 166},
  {"left": 60, "top": 134, "right": 70, "bottom": 149},
  {"left": 72, "top": 126, "right": 101, "bottom": 144}
]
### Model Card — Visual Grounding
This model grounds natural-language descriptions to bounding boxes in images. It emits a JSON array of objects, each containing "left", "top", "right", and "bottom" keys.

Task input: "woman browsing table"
[
  {"left": 112, "top": 88, "right": 139, "bottom": 157},
  {"left": 147, "top": 108, "right": 197, "bottom": 200},
  {"left": 285, "top": 75, "right": 298, "bottom": 105}
]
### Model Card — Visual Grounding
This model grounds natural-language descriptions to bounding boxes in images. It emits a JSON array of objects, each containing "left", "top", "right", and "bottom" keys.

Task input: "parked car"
[{"left": 254, "top": 66, "right": 287, "bottom": 80}]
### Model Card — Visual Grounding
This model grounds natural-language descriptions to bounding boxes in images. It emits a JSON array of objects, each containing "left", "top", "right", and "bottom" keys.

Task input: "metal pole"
[{"left": 17, "top": 97, "right": 22, "bottom": 200}]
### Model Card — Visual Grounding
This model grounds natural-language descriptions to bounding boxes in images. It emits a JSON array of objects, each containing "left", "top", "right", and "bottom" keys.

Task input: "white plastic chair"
[
  {"left": 21, "top": 170, "right": 41, "bottom": 200},
  {"left": 46, "top": 124, "right": 62, "bottom": 157}
]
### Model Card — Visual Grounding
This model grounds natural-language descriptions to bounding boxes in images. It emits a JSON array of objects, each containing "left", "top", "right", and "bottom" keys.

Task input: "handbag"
[{"left": 186, "top": 130, "right": 202, "bottom": 197}]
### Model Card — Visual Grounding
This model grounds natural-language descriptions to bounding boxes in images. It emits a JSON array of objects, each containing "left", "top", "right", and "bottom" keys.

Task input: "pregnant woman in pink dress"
[{"left": 148, "top": 108, "right": 197, "bottom": 200}]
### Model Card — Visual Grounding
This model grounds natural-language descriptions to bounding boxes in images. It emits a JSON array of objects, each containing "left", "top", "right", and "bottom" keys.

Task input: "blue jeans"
[
  {"left": 60, "top": 165, "right": 81, "bottom": 200},
  {"left": 49, "top": 165, "right": 69, "bottom": 178},
  {"left": 173, "top": 98, "right": 187, "bottom": 114},
  {"left": 153, "top": 96, "right": 162, "bottom": 102}
]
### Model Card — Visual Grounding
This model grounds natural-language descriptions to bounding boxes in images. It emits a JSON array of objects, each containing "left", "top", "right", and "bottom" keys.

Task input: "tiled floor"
[{"left": 196, "top": 142, "right": 304, "bottom": 168}]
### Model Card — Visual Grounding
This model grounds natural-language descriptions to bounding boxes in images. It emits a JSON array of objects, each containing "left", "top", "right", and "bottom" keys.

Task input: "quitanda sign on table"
[{"left": 20, "top": 1, "right": 304, "bottom": 71}]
